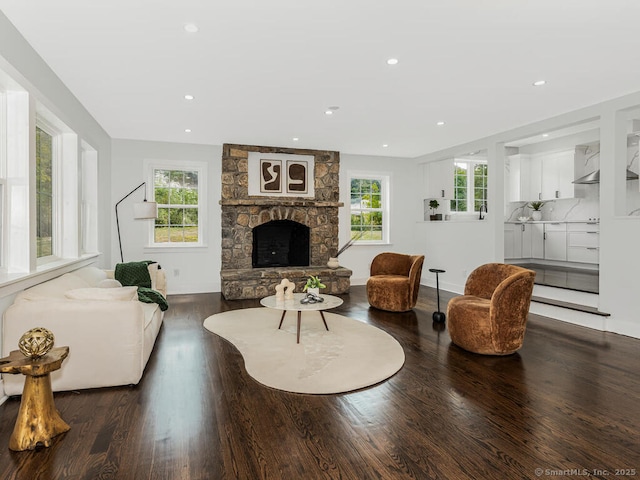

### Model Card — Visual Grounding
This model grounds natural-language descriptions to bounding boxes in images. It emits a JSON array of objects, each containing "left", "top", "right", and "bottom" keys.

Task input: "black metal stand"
[
  {"left": 115, "top": 182, "right": 147, "bottom": 263},
  {"left": 429, "top": 268, "right": 446, "bottom": 323}
]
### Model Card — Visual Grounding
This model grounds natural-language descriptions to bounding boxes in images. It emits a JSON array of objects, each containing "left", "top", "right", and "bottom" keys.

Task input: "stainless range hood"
[{"left": 573, "top": 169, "right": 639, "bottom": 184}]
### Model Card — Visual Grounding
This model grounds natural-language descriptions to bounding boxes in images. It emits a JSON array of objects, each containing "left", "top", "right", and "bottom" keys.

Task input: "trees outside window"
[
  {"left": 451, "top": 161, "right": 487, "bottom": 213},
  {"left": 36, "top": 126, "right": 54, "bottom": 257},
  {"left": 349, "top": 175, "right": 388, "bottom": 242},
  {"left": 153, "top": 169, "right": 199, "bottom": 243}
]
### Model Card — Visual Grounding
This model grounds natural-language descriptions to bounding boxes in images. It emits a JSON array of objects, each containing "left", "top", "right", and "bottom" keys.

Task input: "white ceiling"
[{"left": 2, "top": 0, "right": 640, "bottom": 158}]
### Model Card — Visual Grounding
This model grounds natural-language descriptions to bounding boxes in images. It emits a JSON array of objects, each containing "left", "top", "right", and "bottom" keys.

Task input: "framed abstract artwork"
[
  {"left": 260, "top": 159, "right": 282, "bottom": 193},
  {"left": 286, "top": 160, "right": 308, "bottom": 194}
]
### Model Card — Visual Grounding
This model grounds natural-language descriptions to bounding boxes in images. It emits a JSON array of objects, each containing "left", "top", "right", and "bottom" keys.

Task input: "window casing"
[
  {"left": 35, "top": 124, "right": 56, "bottom": 259},
  {"left": 147, "top": 161, "right": 207, "bottom": 247},
  {"left": 349, "top": 174, "right": 389, "bottom": 243},
  {"left": 451, "top": 160, "right": 488, "bottom": 213}
]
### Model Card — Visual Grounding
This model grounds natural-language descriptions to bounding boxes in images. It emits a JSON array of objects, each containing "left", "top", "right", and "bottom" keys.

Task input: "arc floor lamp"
[{"left": 115, "top": 182, "right": 157, "bottom": 262}]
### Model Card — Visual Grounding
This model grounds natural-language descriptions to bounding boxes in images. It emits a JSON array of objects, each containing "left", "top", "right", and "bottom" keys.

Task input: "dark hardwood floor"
[{"left": 0, "top": 286, "right": 638, "bottom": 480}]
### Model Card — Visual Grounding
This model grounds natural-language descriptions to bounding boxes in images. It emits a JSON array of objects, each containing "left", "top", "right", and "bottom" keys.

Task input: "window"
[
  {"left": 36, "top": 125, "right": 54, "bottom": 258},
  {"left": 349, "top": 174, "right": 388, "bottom": 242},
  {"left": 149, "top": 162, "right": 207, "bottom": 247},
  {"left": 451, "top": 160, "right": 487, "bottom": 213}
]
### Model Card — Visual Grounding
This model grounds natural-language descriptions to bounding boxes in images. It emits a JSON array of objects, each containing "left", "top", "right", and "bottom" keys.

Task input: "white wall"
[
  {"left": 335, "top": 153, "right": 420, "bottom": 284},
  {"left": 111, "top": 140, "right": 221, "bottom": 294}
]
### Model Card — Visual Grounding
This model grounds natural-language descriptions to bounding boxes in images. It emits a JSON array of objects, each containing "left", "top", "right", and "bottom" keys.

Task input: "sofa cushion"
[
  {"left": 65, "top": 286, "right": 138, "bottom": 301},
  {"left": 71, "top": 266, "right": 108, "bottom": 287},
  {"left": 98, "top": 279, "right": 123, "bottom": 288},
  {"left": 17, "top": 273, "right": 91, "bottom": 301}
]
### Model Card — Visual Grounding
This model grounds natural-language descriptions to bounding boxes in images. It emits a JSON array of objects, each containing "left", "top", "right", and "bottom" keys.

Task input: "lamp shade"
[{"left": 133, "top": 201, "right": 158, "bottom": 219}]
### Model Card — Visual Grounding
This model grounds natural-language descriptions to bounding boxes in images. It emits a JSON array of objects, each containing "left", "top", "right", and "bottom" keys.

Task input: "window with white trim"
[
  {"left": 148, "top": 162, "right": 207, "bottom": 246},
  {"left": 35, "top": 124, "right": 55, "bottom": 258},
  {"left": 349, "top": 174, "right": 389, "bottom": 243},
  {"left": 450, "top": 160, "right": 488, "bottom": 213}
]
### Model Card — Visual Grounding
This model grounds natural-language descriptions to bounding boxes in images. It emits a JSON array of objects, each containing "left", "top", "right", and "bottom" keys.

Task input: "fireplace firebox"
[{"left": 252, "top": 220, "right": 310, "bottom": 268}]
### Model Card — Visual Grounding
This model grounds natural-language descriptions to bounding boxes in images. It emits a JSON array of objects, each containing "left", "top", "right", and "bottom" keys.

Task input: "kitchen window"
[{"left": 451, "top": 160, "right": 487, "bottom": 213}]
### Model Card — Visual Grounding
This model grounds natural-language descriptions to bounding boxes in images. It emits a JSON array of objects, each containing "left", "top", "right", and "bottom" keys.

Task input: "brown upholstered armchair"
[
  {"left": 366, "top": 253, "right": 425, "bottom": 312},
  {"left": 447, "top": 263, "right": 535, "bottom": 355}
]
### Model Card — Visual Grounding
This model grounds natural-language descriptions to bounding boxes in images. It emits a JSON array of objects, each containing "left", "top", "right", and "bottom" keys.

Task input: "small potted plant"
[
  {"left": 429, "top": 199, "right": 442, "bottom": 221},
  {"left": 303, "top": 275, "right": 326, "bottom": 296},
  {"left": 528, "top": 201, "right": 545, "bottom": 221}
]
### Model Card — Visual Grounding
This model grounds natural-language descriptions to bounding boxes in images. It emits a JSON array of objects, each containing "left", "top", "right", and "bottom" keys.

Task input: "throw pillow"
[{"left": 98, "top": 279, "right": 123, "bottom": 288}]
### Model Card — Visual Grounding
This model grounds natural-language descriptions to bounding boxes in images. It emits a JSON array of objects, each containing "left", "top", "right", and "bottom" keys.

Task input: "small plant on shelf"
[
  {"left": 429, "top": 199, "right": 442, "bottom": 221},
  {"left": 303, "top": 275, "right": 326, "bottom": 292}
]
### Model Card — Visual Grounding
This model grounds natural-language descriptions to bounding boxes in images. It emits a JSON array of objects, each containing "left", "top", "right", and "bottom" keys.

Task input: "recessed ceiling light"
[
  {"left": 184, "top": 94, "right": 194, "bottom": 100},
  {"left": 533, "top": 80, "right": 547, "bottom": 87},
  {"left": 325, "top": 110, "right": 333, "bottom": 115},
  {"left": 185, "top": 128, "right": 192, "bottom": 133},
  {"left": 382, "top": 144, "right": 389, "bottom": 148},
  {"left": 293, "top": 137, "right": 299, "bottom": 141},
  {"left": 386, "top": 58, "right": 399, "bottom": 65},
  {"left": 436, "top": 121, "right": 446, "bottom": 126},
  {"left": 542, "top": 133, "right": 549, "bottom": 137},
  {"left": 184, "top": 23, "right": 199, "bottom": 33}
]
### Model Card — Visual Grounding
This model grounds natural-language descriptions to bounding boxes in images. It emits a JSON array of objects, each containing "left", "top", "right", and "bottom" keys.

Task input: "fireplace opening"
[{"left": 252, "top": 220, "right": 310, "bottom": 268}]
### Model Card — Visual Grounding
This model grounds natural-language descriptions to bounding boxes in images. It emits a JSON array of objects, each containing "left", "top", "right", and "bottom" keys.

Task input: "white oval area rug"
[{"left": 203, "top": 307, "right": 405, "bottom": 394}]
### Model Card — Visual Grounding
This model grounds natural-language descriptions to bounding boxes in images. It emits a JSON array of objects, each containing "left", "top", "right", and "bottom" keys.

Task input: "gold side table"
[{"left": 0, "top": 346, "right": 70, "bottom": 451}]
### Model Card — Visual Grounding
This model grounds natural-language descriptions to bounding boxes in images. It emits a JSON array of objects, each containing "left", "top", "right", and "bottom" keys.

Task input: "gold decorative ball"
[{"left": 18, "top": 327, "right": 55, "bottom": 358}]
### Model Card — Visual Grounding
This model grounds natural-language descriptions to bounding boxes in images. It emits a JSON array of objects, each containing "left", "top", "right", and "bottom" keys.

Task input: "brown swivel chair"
[
  {"left": 447, "top": 263, "right": 535, "bottom": 355},
  {"left": 366, "top": 253, "right": 425, "bottom": 312}
]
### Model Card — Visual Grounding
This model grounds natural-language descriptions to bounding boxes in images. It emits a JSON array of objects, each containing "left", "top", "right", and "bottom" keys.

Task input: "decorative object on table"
[
  {"left": 115, "top": 181, "right": 158, "bottom": 263},
  {"left": 429, "top": 199, "right": 442, "bottom": 221},
  {"left": 275, "top": 278, "right": 295, "bottom": 301},
  {"left": 0, "top": 346, "right": 70, "bottom": 451},
  {"left": 303, "top": 275, "right": 326, "bottom": 296},
  {"left": 300, "top": 292, "right": 324, "bottom": 304},
  {"left": 528, "top": 201, "right": 544, "bottom": 221},
  {"left": 367, "top": 252, "right": 425, "bottom": 312},
  {"left": 517, "top": 216, "right": 530, "bottom": 222},
  {"left": 429, "top": 268, "right": 446, "bottom": 323},
  {"left": 203, "top": 308, "right": 404, "bottom": 394},
  {"left": 328, "top": 231, "right": 365, "bottom": 269},
  {"left": 18, "top": 327, "right": 55, "bottom": 358},
  {"left": 447, "top": 263, "right": 535, "bottom": 355}
]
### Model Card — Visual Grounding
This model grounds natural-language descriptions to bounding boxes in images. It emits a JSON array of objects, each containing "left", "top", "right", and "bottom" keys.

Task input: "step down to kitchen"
[
  {"left": 531, "top": 295, "right": 610, "bottom": 316},
  {"left": 529, "top": 284, "right": 608, "bottom": 331}
]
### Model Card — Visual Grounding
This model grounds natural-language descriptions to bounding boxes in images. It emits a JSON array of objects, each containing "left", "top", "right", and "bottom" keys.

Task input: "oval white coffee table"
[{"left": 260, "top": 293, "right": 344, "bottom": 343}]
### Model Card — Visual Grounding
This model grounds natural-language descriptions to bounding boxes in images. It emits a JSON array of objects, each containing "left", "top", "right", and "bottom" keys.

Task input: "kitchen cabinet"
[
  {"left": 424, "top": 159, "right": 454, "bottom": 199},
  {"left": 508, "top": 149, "right": 575, "bottom": 201},
  {"left": 567, "top": 222, "right": 599, "bottom": 264},
  {"left": 544, "top": 222, "right": 567, "bottom": 261},
  {"left": 504, "top": 223, "right": 544, "bottom": 259},
  {"left": 540, "top": 150, "right": 575, "bottom": 200}
]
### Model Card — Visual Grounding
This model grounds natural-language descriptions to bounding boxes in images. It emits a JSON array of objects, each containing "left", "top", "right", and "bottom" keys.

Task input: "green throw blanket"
[{"left": 115, "top": 261, "right": 169, "bottom": 312}]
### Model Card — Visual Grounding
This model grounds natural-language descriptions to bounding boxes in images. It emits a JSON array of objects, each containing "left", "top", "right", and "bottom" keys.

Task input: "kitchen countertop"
[{"left": 505, "top": 220, "right": 599, "bottom": 224}]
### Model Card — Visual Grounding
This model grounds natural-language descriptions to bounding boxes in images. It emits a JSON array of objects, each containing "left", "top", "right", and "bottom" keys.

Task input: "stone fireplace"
[{"left": 220, "top": 144, "right": 352, "bottom": 300}]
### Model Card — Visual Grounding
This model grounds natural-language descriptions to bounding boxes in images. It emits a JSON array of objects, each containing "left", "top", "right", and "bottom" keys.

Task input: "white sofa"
[{"left": 2, "top": 265, "right": 166, "bottom": 396}]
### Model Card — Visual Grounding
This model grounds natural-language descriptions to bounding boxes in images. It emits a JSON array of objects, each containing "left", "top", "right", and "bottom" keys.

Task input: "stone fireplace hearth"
[{"left": 220, "top": 144, "right": 352, "bottom": 300}]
